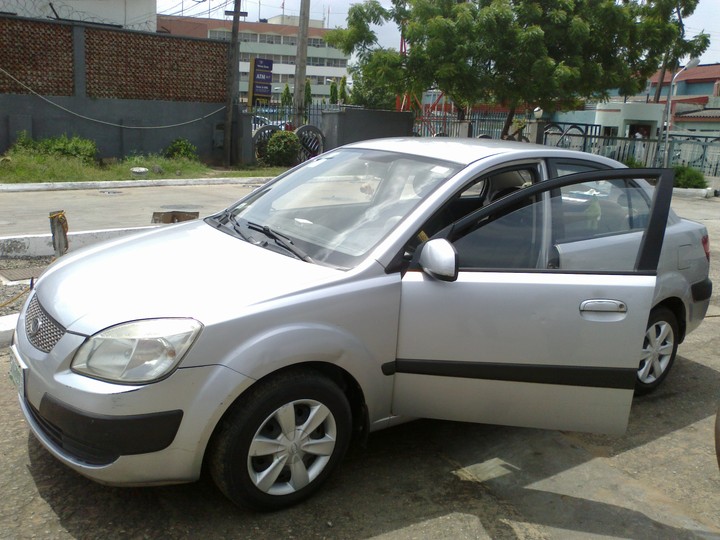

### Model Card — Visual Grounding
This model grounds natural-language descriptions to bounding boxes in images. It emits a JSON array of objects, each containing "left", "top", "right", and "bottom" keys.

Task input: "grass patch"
[{"left": 0, "top": 148, "right": 286, "bottom": 183}]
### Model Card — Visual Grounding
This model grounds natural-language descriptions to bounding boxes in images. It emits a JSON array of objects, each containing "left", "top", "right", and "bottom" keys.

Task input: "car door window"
[
  {"left": 451, "top": 195, "right": 543, "bottom": 270},
  {"left": 431, "top": 172, "right": 659, "bottom": 273},
  {"left": 556, "top": 179, "right": 651, "bottom": 241},
  {"left": 414, "top": 166, "right": 539, "bottom": 247}
]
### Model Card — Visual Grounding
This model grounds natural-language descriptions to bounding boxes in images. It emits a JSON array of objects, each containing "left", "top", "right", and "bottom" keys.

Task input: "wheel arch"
[
  {"left": 653, "top": 296, "right": 687, "bottom": 343},
  {"left": 202, "top": 361, "right": 369, "bottom": 471}
]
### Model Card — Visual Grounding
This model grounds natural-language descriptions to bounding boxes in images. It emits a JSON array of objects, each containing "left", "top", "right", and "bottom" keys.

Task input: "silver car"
[{"left": 9, "top": 138, "right": 711, "bottom": 510}]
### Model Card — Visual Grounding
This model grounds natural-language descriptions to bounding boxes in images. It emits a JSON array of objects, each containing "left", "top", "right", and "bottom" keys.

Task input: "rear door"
[{"left": 389, "top": 168, "right": 673, "bottom": 435}]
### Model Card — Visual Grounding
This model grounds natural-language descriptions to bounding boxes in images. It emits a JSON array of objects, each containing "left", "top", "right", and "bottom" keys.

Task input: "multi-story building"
[{"left": 157, "top": 14, "right": 350, "bottom": 104}]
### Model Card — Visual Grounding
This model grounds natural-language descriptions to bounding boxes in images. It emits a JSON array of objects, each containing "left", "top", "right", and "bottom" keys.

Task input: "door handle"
[{"left": 580, "top": 299, "right": 627, "bottom": 313}]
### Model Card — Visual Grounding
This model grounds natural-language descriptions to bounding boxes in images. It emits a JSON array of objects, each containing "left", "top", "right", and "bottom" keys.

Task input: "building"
[
  {"left": 157, "top": 14, "right": 350, "bottom": 104},
  {"left": 0, "top": 0, "right": 156, "bottom": 31},
  {"left": 552, "top": 63, "right": 720, "bottom": 138}
]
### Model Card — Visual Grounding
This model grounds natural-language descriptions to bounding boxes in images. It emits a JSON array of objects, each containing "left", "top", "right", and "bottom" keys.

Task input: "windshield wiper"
[{"left": 245, "top": 221, "right": 313, "bottom": 263}]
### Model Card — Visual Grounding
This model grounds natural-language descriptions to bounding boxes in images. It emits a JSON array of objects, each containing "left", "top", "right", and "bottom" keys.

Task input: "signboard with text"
[{"left": 248, "top": 58, "right": 273, "bottom": 106}]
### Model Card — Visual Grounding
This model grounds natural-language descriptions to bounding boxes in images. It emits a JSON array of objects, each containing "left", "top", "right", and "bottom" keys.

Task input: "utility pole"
[
  {"left": 293, "top": 0, "right": 310, "bottom": 128},
  {"left": 223, "top": 0, "right": 242, "bottom": 167}
]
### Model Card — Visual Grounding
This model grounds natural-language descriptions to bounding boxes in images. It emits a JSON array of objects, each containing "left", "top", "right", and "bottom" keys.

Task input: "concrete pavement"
[
  {"left": 0, "top": 178, "right": 268, "bottom": 258},
  {"left": 1, "top": 179, "right": 719, "bottom": 537}
]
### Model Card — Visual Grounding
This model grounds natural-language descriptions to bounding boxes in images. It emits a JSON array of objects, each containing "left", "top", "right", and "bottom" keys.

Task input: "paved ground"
[{"left": 0, "top": 183, "right": 719, "bottom": 539}]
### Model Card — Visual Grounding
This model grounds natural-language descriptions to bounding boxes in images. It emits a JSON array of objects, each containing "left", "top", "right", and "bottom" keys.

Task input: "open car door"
[{"left": 389, "top": 169, "right": 673, "bottom": 435}]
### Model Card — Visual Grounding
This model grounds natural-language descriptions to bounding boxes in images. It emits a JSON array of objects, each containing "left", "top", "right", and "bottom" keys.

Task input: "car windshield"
[{"left": 210, "top": 149, "right": 462, "bottom": 269}]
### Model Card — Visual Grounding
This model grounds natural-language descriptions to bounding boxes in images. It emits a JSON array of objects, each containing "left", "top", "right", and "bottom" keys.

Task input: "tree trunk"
[
  {"left": 653, "top": 53, "right": 668, "bottom": 103},
  {"left": 501, "top": 105, "right": 516, "bottom": 139}
]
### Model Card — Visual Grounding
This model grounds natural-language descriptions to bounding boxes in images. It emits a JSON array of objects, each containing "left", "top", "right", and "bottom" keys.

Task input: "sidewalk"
[{"left": 0, "top": 178, "right": 267, "bottom": 257}]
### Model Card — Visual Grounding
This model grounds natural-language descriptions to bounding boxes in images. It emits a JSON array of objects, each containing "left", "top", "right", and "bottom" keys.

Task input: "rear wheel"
[
  {"left": 636, "top": 307, "right": 679, "bottom": 395},
  {"left": 209, "top": 370, "right": 351, "bottom": 510}
]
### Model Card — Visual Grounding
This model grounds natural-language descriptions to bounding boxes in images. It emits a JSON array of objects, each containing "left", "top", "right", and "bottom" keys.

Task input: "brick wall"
[
  {"left": 0, "top": 18, "right": 74, "bottom": 96},
  {"left": 0, "top": 16, "right": 228, "bottom": 103},
  {"left": 85, "top": 28, "right": 227, "bottom": 102}
]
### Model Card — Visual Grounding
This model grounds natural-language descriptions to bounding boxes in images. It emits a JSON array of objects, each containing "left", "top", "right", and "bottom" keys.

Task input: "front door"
[{"left": 390, "top": 169, "right": 673, "bottom": 435}]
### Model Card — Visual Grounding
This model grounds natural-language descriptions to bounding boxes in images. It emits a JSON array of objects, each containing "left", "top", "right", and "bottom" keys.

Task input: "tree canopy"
[{"left": 326, "top": 0, "right": 710, "bottom": 136}]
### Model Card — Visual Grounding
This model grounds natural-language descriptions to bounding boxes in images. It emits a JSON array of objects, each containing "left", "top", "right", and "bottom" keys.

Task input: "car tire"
[
  {"left": 209, "top": 369, "right": 352, "bottom": 510},
  {"left": 636, "top": 307, "right": 679, "bottom": 395}
]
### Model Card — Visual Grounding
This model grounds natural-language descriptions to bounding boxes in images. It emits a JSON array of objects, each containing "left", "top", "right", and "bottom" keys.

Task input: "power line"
[{"left": 0, "top": 67, "right": 226, "bottom": 130}]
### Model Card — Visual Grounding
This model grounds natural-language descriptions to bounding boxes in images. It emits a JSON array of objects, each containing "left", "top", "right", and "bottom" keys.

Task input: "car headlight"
[{"left": 72, "top": 319, "right": 203, "bottom": 384}]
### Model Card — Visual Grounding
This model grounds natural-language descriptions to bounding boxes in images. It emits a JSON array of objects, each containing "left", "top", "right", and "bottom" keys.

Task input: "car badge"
[{"left": 28, "top": 317, "right": 43, "bottom": 337}]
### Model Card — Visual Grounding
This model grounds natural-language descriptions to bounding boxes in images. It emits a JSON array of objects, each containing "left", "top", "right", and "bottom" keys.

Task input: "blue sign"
[
  {"left": 255, "top": 71, "right": 272, "bottom": 83},
  {"left": 253, "top": 83, "right": 272, "bottom": 96},
  {"left": 255, "top": 58, "right": 273, "bottom": 72}
]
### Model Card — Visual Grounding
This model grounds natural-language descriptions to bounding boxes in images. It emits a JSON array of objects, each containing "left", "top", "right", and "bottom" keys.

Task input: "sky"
[{"left": 156, "top": 0, "right": 720, "bottom": 66}]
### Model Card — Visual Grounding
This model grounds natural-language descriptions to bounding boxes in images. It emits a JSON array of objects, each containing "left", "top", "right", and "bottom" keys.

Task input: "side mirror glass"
[{"left": 419, "top": 239, "right": 458, "bottom": 282}]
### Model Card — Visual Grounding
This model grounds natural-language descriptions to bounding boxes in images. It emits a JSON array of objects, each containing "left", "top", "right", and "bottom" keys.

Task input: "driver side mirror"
[{"left": 419, "top": 239, "right": 458, "bottom": 282}]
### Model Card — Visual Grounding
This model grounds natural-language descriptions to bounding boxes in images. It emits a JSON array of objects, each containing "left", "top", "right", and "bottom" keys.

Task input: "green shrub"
[
  {"left": 622, "top": 156, "right": 644, "bottom": 168},
  {"left": 164, "top": 138, "right": 199, "bottom": 160},
  {"left": 12, "top": 131, "right": 97, "bottom": 164},
  {"left": 673, "top": 165, "right": 706, "bottom": 189},
  {"left": 265, "top": 131, "right": 301, "bottom": 167}
]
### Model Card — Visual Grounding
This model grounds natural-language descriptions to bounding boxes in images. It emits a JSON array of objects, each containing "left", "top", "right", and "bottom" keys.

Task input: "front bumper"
[
  {"left": 10, "top": 336, "right": 252, "bottom": 486},
  {"left": 26, "top": 392, "right": 183, "bottom": 465}
]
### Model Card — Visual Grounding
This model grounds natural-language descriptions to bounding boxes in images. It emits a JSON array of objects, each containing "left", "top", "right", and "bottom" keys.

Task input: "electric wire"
[{"left": 0, "top": 67, "right": 226, "bottom": 130}]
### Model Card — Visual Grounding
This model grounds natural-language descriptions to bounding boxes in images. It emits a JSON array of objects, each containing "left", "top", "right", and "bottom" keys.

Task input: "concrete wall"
[
  {"left": 0, "top": 94, "right": 230, "bottom": 162},
  {"left": 322, "top": 109, "right": 415, "bottom": 149}
]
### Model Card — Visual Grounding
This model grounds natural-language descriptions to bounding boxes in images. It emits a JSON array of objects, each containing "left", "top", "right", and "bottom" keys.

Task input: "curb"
[
  {"left": 0, "top": 177, "right": 271, "bottom": 192},
  {"left": 1, "top": 226, "right": 157, "bottom": 258},
  {"left": 0, "top": 313, "right": 18, "bottom": 347},
  {"left": 672, "top": 187, "right": 716, "bottom": 199}
]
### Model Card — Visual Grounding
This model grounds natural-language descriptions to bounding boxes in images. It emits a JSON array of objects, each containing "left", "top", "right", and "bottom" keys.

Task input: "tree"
[
  {"left": 326, "top": 0, "right": 709, "bottom": 138},
  {"left": 339, "top": 75, "right": 349, "bottom": 104},
  {"left": 281, "top": 84, "right": 293, "bottom": 108},
  {"left": 346, "top": 61, "right": 397, "bottom": 109},
  {"left": 330, "top": 80, "right": 339, "bottom": 104},
  {"left": 304, "top": 79, "right": 312, "bottom": 107}
]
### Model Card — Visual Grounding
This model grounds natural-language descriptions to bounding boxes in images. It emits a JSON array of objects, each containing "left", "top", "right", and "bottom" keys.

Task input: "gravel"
[{"left": 0, "top": 257, "right": 53, "bottom": 317}]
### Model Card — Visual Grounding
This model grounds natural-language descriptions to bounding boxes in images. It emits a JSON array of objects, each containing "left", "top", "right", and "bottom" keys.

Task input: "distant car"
[
  {"left": 251, "top": 115, "right": 271, "bottom": 130},
  {"left": 10, "top": 138, "right": 710, "bottom": 510}
]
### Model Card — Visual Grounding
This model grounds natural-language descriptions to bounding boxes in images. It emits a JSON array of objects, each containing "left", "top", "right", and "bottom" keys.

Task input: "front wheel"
[
  {"left": 636, "top": 307, "right": 679, "bottom": 395},
  {"left": 209, "top": 370, "right": 352, "bottom": 510}
]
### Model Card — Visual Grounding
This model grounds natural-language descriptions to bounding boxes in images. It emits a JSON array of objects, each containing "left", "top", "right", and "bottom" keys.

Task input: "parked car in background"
[{"left": 9, "top": 138, "right": 710, "bottom": 510}]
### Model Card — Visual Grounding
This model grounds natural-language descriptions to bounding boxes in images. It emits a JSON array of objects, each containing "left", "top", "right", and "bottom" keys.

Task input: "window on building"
[
  {"left": 308, "top": 57, "right": 325, "bottom": 66},
  {"left": 308, "top": 37, "right": 325, "bottom": 48},
  {"left": 209, "top": 29, "right": 231, "bottom": 41},
  {"left": 283, "top": 36, "right": 297, "bottom": 46},
  {"left": 239, "top": 32, "right": 257, "bottom": 42},
  {"left": 259, "top": 34, "right": 282, "bottom": 44},
  {"left": 326, "top": 58, "right": 347, "bottom": 68}
]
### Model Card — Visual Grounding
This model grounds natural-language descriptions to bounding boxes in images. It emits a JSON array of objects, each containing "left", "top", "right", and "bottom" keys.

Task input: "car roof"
[{"left": 342, "top": 137, "right": 612, "bottom": 167}]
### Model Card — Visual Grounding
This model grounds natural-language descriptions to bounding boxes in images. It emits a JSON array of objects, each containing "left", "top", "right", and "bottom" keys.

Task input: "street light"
[{"left": 662, "top": 57, "right": 700, "bottom": 167}]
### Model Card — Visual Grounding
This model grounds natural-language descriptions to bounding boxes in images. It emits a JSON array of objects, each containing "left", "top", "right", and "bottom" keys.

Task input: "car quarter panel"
[{"left": 180, "top": 267, "right": 402, "bottom": 429}]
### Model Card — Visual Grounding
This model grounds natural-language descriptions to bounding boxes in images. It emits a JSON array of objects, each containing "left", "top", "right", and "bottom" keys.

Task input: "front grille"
[{"left": 25, "top": 295, "right": 65, "bottom": 353}]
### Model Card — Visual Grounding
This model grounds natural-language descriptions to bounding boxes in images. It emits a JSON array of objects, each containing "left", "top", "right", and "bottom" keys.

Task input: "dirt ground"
[{"left": 0, "top": 197, "right": 718, "bottom": 539}]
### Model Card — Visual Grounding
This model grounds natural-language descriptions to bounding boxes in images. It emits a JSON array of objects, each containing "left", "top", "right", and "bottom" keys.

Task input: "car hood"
[{"left": 33, "top": 220, "right": 342, "bottom": 335}]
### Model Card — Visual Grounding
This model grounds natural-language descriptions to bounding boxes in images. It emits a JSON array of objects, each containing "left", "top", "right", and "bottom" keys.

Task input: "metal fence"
[
  {"left": 412, "top": 112, "right": 720, "bottom": 176},
  {"left": 413, "top": 110, "right": 531, "bottom": 139},
  {"left": 543, "top": 124, "right": 720, "bottom": 176}
]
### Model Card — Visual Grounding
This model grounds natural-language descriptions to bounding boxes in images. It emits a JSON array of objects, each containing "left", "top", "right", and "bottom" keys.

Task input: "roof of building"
[
  {"left": 650, "top": 63, "right": 720, "bottom": 85},
  {"left": 677, "top": 108, "right": 720, "bottom": 119},
  {"left": 157, "top": 15, "right": 332, "bottom": 40}
]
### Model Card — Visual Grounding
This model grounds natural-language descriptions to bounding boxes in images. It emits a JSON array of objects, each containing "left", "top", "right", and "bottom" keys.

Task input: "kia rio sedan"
[{"left": 10, "top": 138, "right": 711, "bottom": 510}]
